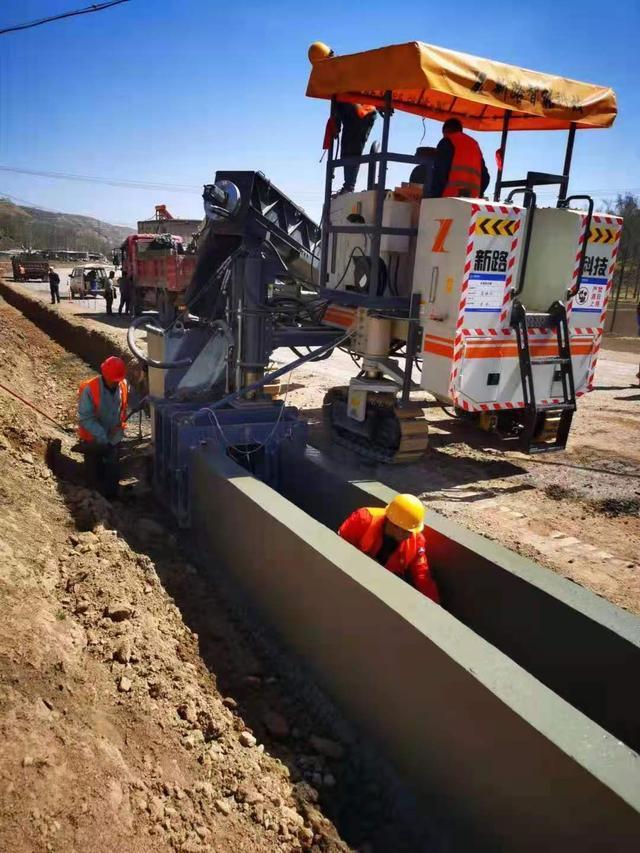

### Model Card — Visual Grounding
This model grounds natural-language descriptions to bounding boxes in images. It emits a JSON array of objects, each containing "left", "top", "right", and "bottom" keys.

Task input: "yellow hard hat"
[
  {"left": 385, "top": 494, "right": 425, "bottom": 534},
  {"left": 308, "top": 41, "right": 333, "bottom": 64}
]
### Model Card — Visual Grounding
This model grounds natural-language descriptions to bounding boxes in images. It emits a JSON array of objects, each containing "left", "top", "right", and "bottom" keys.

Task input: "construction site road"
[{"left": 4, "top": 277, "right": 640, "bottom": 616}]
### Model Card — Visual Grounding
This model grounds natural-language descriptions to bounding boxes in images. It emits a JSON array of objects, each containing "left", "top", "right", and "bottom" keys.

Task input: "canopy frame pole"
[
  {"left": 558, "top": 122, "right": 576, "bottom": 205},
  {"left": 494, "top": 110, "right": 511, "bottom": 202},
  {"left": 368, "top": 90, "right": 392, "bottom": 298},
  {"left": 318, "top": 97, "right": 336, "bottom": 290}
]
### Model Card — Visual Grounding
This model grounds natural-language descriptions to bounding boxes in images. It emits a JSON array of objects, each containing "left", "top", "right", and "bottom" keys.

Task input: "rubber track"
[{"left": 323, "top": 387, "right": 429, "bottom": 464}]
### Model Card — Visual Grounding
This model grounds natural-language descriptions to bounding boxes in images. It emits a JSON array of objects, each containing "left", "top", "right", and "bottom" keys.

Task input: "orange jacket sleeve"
[
  {"left": 409, "top": 536, "right": 440, "bottom": 604},
  {"left": 338, "top": 508, "right": 371, "bottom": 546},
  {"left": 323, "top": 115, "right": 338, "bottom": 150}
]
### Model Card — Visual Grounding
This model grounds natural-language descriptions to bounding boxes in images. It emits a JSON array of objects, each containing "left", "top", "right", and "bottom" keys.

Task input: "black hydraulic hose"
[
  {"left": 290, "top": 345, "right": 334, "bottom": 362},
  {"left": 127, "top": 313, "right": 194, "bottom": 370},
  {"left": 505, "top": 187, "right": 537, "bottom": 298},
  {"left": 439, "top": 404, "right": 459, "bottom": 419}
]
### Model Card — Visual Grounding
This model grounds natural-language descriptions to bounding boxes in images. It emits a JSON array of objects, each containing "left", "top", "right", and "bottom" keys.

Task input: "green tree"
[{"left": 608, "top": 193, "right": 640, "bottom": 299}]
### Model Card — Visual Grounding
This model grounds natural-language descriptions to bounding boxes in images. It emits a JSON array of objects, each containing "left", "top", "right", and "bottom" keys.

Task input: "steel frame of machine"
[
  {"left": 318, "top": 90, "right": 426, "bottom": 409},
  {"left": 308, "top": 41, "right": 620, "bottom": 454}
]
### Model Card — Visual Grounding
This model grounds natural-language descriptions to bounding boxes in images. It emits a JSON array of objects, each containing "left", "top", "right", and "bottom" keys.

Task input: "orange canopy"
[{"left": 306, "top": 42, "right": 617, "bottom": 131}]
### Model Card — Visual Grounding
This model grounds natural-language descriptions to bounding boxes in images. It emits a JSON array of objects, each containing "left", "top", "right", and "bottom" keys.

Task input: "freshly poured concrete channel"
[
  {"left": 190, "top": 445, "right": 640, "bottom": 851},
  {"left": 281, "top": 448, "right": 640, "bottom": 753}
]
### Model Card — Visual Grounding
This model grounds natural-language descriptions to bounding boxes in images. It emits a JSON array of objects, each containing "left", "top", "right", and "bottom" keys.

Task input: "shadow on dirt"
[
  {"left": 305, "top": 405, "right": 527, "bottom": 497},
  {"left": 592, "top": 384, "right": 637, "bottom": 391},
  {"left": 74, "top": 312, "right": 131, "bottom": 329}
]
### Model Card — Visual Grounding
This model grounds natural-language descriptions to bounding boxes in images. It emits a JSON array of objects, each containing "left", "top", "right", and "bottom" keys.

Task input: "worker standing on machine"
[
  {"left": 431, "top": 118, "right": 490, "bottom": 199},
  {"left": 338, "top": 495, "right": 440, "bottom": 602},
  {"left": 309, "top": 41, "right": 377, "bottom": 194},
  {"left": 77, "top": 356, "right": 128, "bottom": 499},
  {"left": 333, "top": 101, "right": 377, "bottom": 194}
]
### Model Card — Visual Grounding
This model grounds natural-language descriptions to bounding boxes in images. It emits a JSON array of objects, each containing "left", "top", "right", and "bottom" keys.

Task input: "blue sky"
[{"left": 0, "top": 0, "right": 638, "bottom": 227}]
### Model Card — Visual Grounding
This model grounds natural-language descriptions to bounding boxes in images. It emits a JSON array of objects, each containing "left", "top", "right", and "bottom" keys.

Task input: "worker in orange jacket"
[
  {"left": 310, "top": 41, "right": 377, "bottom": 194},
  {"left": 431, "top": 118, "right": 490, "bottom": 199},
  {"left": 77, "top": 356, "right": 128, "bottom": 498},
  {"left": 338, "top": 495, "right": 440, "bottom": 603}
]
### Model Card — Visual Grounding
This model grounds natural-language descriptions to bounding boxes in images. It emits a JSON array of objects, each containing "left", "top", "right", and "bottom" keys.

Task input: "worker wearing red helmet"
[
  {"left": 338, "top": 495, "right": 440, "bottom": 603},
  {"left": 77, "top": 356, "right": 129, "bottom": 498}
]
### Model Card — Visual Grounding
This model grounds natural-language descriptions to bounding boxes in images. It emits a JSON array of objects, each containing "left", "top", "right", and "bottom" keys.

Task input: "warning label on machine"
[
  {"left": 461, "top": 207, "right": 522, "bottom": 318},
  {"left": 466, "top": 272, "right": 506, "bottom": 311},
  {"left": 574, "top": 243, "right": 616, "bottom": 314},
  {"left": 573, "top": 277, "right": 607, "bottom": 313}
]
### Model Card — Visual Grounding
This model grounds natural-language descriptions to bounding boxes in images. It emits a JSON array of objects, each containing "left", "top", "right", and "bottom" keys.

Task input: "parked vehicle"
[
  {"left": 11, "top": 254, "right": 49, "bottom": 282},
  {"left": 120, "top": 233, "right": 197, "bottom": 318},
  {"left": 68, "top": 264, "right": 109, "bottom": 298}
]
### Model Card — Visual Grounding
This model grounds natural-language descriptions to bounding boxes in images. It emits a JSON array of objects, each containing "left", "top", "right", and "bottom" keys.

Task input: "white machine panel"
[
  {"left": 518, "top": 206, "right": 623, "bottom": 402},
  {"left": 412, "top": 200, "right": 623, "bottom": 411},
  {"left": 412, "top": 198, "right": 526, "bottom": 406},
  {"left": 521, "top": 207, "right": 584, "bottom": 312},
  {"left": 327, "top": 190, "right": 413, "bottom": 296}
]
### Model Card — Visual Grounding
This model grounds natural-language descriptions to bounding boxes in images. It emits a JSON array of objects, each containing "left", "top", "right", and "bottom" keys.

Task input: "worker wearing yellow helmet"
[
  {"left": 338, "top": 495, "right": 440, "bottom": 602},
  {"left": 309, "top": 41, "right": 377, "bottom": 194}
]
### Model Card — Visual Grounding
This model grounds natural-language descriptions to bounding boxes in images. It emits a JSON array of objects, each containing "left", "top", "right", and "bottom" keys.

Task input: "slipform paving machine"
[
  {"left": 129, "top": 41, "right": 621, "bottom": 497},
  {"left": 118, "top": 45, "right": 640, "bottom": 849}
]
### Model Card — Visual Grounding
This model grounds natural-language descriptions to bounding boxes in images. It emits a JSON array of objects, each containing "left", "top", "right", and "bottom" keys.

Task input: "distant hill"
[{"left": 0, "top": 198, "right": 134, "bottom": 254}]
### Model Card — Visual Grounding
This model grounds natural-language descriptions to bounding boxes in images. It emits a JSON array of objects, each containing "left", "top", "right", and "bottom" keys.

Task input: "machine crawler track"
[{"left": 323, "top": 387, "right": 429, "bottom": 464}]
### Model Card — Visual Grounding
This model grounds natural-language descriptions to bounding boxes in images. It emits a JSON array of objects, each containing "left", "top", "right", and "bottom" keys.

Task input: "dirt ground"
[{"left": 0, "top": 298, "right": 378, "bottom": 853}]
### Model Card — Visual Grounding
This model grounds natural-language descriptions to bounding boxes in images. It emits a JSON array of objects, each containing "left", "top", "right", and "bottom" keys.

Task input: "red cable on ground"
[{"left": 0, "top": 380, "right": 71, "bottom": 432}]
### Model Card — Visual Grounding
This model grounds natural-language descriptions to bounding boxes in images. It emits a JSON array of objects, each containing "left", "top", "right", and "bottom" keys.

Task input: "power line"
[
  {"left": 0, "top": 0, "right": 131, "bottom": 36},
  {"left": 0, "top": 165, "right": 201, "bottom": 194},
  {"left": 2, "top": 164, "right": 636, "bottom": 205}
]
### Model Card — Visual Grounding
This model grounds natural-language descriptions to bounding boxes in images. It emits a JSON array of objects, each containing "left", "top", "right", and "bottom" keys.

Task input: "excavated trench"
[
  {"left": 3, "top": 282, "right": 640, "bottom": 851},
  {"left": 0, "top": 285, "right": 435, "bottom": 850}
]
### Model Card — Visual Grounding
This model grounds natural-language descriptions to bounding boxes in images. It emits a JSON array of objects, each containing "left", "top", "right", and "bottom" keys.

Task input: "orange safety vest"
[
  {"left": 77, "top": 375, "right": 128, "bottom": 442},
  {"left": 442, "top": 131, "right": 483, "bottom": 198},
  {"left": 338, "top": 506, "right": 440, "bottom": 603}
]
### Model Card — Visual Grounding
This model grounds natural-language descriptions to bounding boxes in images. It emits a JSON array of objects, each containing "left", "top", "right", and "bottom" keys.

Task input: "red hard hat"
[{"left": 101, "top": 356, "right": 126, "bottom": 384}]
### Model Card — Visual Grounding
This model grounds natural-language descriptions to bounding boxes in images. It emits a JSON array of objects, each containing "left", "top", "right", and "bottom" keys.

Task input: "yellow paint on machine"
[
  {"left": 474, "top": 217, "right": 519, "bottom": 238},
  {"left": 588, "top": 226, "right": 620, "bottom": 244}
]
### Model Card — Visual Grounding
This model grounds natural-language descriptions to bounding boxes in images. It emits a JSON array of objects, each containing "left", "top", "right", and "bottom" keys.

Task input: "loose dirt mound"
[{"left": 0, "top": 298, "right": 351, "bottom": 852}]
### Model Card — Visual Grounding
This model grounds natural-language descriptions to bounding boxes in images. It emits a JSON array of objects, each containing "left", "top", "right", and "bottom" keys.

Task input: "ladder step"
[
  {"left": 536, "top": 402, "right": 575, "bottom": 412},
  {"left": 531, "top": 356, "right": 571, "bottom": 366},
  {"left": 525, "top": 313, "right": 557, "bottom": 328}
]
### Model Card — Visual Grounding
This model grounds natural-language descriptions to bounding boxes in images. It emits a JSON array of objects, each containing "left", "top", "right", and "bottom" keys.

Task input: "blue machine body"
[{"left": 153, "top": 400, "right": 307, "bottom": 526}]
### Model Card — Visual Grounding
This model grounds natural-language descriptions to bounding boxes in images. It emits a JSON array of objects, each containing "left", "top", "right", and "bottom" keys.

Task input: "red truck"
[
  {"left": 11, "top": 254, "right": 49, "bottom": 282},
  {"left": 120, "top": 233, "right": 197, "bottom": 316}
]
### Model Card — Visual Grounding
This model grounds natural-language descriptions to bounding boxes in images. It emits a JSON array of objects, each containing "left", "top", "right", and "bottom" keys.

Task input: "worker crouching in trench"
[
  {"left": 338, "top": 495, "right": 440, "bottom": 603},
  {"left": 77, "top": 356, "right": 129, "bottom": 499}
]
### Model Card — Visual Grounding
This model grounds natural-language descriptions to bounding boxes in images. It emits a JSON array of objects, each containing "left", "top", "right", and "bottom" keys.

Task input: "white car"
[{"left": 69, "top": 264, "right": 108, "bottom": 298}]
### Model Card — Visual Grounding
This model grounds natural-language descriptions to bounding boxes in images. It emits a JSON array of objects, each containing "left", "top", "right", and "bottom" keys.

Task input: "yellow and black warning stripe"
[
  {"left": 588, "top": 226, "right": 619, "bottom": 244},
  {"left": 475, "top": 216, "right": 518, "bottom": 238}
]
